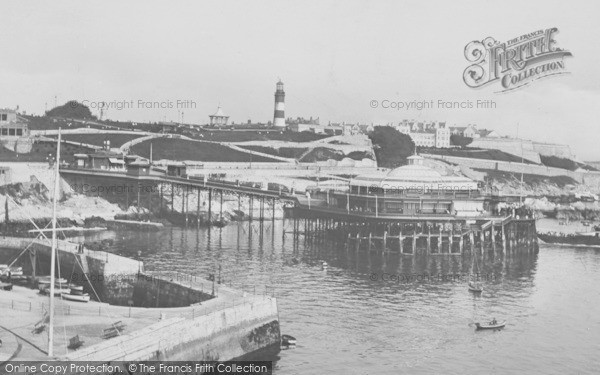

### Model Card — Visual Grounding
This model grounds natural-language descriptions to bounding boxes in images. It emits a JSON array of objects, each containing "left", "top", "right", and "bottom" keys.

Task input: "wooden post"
[
  {"left": 183, "top": 185, "right": 188, "bottom": 225},
  {"left": 208, "top": 189, "right": 212, "bottom": 223},
  {"left": 160, "top": 183, "right": 163, "bottom": 212},
  {"left": 259, "top": 196, "right": 264, "bottom": 221},
  {"left": 249, "top": 196, "right": 253, "bottom": 221},
  {"left": 438, "top": 225, "right": 443, "bottom": 253},
  {"left": 383, "top": 231, "right": 387, "bottom": 253},
  {"left": 355, "top": 232, "right": 360, "bottom": 252},
  {"left": 399, "top": 233, "right": 404, "bottom": 253},
  {"left": 220, "top": 190, "right": 224, "bottom": 221},
  {"left": 170, "top": 184, "right": 174, "bottom": 213},
  {"left": 459, "top": 233, "right": 464, "bottom": 254},
  {"left": 272, "top": 198, "right": 276, "bottom": 222},
  {"left": 479, "top": 230, "right": 485, "bottom": 255},
  {"left": 426, "top": 225, "right": 431, "bottom": 254},
  {"left": 491, "top": 224, "right": 496, "bottom": 254},
  {"left": 449, "top": 226, "right": 454, "bottom": 253},
  {"left": 197, "top": 188, "right": 201, "bottom": 228},
  {"left": 469, "top": 231, "right": 475, "bottom": 253},
  {"left": 368, "top": 232, "right": 372, "bottom": 252}
]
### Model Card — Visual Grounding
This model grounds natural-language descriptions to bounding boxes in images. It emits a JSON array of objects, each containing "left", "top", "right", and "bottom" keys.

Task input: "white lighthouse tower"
[{"left": 273, "top": 80, "right": 286, "bottom": 128}]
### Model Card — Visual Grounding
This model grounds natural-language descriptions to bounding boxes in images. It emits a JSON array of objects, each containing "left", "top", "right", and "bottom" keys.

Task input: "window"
[
  {"left": 1, "top": 129, "right": 7, "bottom": 136},
  {"left": 0, "top": 114, "right": 7, "bottom": 121},
  {"left": 16, "top": 129, "right": 22, "bottom": 136},
  {"left": 8, "top": 129, "right": 15, "bottom": 136}
]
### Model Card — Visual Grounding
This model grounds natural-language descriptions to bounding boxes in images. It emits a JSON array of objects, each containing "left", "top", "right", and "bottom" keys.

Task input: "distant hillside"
[
  {"left": 540, "top": 155, "right": 598, "bottom": 171},
  {"left": 45, "top": 101, "right": 96, "bottom": 120},
  {"left": 131, "top": 138, "right": 282, "bottom": 163},
  {"left": 424, "top": 147, "right": 539, "bottom": 164}
]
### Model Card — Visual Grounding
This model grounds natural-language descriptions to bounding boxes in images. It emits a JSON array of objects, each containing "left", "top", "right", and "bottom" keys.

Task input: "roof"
[
  {"left": 211, "top": 106, "right": 228, "bottom": 117},
  {"left": 89, "top": 151, "right": 122, "bottom": 158},
  {"left": 350, "top": 154, "right": 477, "bottom": 189},
  {"left": 129, "top": 160, "right": 150, "bottom": 166}
]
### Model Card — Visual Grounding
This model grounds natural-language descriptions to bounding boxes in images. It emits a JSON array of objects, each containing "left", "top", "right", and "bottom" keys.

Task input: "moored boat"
[
  {"left": 468, "top": 282, "right": 483, "bottom": 293},
  {"left": 61, "top": 292, "right": 91, "bottom": 302},
  {"left": 538, "top": 232, "right": 600, "bottom": 246},
  {"left": 475, "top": 320, "right": 506, "bottom": 330},
  {"left": 70, "top": 285, "right": 84, "bottom": 294},
  {"left": 41, "top": 287, "right": 71, "bottom": 296},
  {"left": 281, "top": 334, "right": 296, "bottom": 346},
  {"left": 0, "top": 282, "right": 13, "bottom": 291}
]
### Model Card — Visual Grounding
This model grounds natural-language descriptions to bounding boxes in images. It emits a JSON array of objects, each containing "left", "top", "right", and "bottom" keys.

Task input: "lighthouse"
[{"left": 273, "top": 80, "right": 286, "bottom": 128}]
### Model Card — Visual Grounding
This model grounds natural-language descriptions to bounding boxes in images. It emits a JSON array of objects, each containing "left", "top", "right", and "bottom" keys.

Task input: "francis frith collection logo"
[{"left": 463, "top": 28, "right": 572, "bottom": 92}]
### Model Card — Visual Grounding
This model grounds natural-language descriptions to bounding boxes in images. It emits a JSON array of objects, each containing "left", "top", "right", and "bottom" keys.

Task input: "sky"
[{"left": 1, "top": 0, "right": 599, "bottom": 159}]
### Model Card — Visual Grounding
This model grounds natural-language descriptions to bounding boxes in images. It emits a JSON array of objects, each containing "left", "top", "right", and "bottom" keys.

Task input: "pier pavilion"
[{"left": 304, "top": 155, "right": 485, "bottom": 218}]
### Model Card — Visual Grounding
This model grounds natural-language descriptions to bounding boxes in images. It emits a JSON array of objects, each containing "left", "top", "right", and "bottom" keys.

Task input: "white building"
[{"left": 395, "top": 120, "right": 450, "bottom": 148}]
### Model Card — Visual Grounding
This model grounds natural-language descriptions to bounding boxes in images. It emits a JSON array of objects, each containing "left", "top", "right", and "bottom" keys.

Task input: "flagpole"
[{"left": 48, "top": 128, "right": 61, "bottom": 357}]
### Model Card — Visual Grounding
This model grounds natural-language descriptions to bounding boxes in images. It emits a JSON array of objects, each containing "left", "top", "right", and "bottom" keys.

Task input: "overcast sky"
[{"left": 1, "top": 0, "right": 599, "bottom": 159}]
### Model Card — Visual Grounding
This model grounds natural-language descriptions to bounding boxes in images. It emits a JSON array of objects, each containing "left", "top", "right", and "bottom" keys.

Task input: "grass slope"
[{"left": 131, "top": 138, "right": 282, "bottom": 162}]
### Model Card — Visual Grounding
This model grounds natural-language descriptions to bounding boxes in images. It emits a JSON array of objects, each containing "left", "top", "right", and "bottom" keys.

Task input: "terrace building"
[
  {"left": 0, "top": 108, "right": 32, "bottom": 153},
  {"left": 0, "top": 109, "right": 29, "bottom": 138},
  {"left": 395, "top": 120, "right": 450, "bottom": 148},
  {"left": 449, "top": 124, "right": 498, "bottom": 139}
]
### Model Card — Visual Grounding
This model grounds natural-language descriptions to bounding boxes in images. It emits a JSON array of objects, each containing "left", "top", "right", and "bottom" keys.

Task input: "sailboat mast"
[
  {"left": 48, "top": 129, "right": 62, "bottom": 357},
  {"left": 518, "top": 123, "right": 524, "bottom": 205}
]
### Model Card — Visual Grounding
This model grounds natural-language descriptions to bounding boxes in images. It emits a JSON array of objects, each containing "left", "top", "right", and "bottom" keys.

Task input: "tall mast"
[
  {"left": 519, "top": 123, "right": 524, "bottom": 205},
  {"left": 48, "top": 128, "right": 61, "bottom": 357}
]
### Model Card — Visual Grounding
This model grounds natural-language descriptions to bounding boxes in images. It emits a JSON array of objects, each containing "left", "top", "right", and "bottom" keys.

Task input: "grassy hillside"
[
  {"left": 58, "top": 133, "right": 144, "bottom": 148},
  {"left": 239, "top": 146, "right": 308, "bottom": 159},
  {"left": 540, "top": 155, "right": 598, "bottom": 171},
  {"left": 424, "top": 147, "right": 539, "bottom": 164},
  {"left": 130, "top": 138, "right": 282, "bottom": 162},
  {"left": 184, "top": 129, "right": 329, "bottom": 143},
  {"left": 0, "top": 140, "right": 95, "bottom": 162}
]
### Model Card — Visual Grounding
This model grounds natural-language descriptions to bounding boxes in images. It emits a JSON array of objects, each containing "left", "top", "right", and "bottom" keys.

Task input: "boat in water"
[
  {"left": 538, "top": 232, "right": 600, "bottom": 246},
  {"left": 468, "top": 252, "right": 483, "bottom": 293},
  {"left": 475, "top": 320, "right": 506, "bottom": 330},
  {"left": 0, "top": 282, "right": 13, "bottom": 291},
  {"left": 281, "top": 334, "right": 297, "bottom": 346},
  {"left": 468, "top": 281, "right": 483, "bottom": 293}
]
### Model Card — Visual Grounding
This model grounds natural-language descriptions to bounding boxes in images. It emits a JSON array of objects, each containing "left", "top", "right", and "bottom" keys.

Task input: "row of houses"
[{"left": 287, "top": 118, "right": 499, "bottom": 148}]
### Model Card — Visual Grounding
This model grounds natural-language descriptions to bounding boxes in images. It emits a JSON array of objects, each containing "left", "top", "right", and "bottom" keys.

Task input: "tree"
[
  {"left": 45, "top": 101, "right": 96, "bottom": 120},
  {"left": 450, "top": 134, "right": 473, "bottom": 147},
  {"left": 368, "top": 126, "right": 415, "bottom": 168}
]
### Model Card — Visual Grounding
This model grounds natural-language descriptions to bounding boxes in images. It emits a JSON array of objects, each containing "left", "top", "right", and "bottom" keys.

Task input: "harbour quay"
[{"left": 0, "top": 237, "right": 281, "bottom": 362}]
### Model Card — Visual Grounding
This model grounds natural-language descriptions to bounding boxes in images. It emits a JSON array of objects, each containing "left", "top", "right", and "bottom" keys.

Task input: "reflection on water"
[{"left": 65, "top": 221, "right": 600, "bottom": 374}]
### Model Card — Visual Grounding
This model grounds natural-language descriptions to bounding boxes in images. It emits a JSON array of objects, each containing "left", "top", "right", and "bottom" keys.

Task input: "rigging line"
[
  {"left": 52, "top": 244, "right": 69, "bottom": 356},
  {"left": 69, "top": 253, "right": 131, "bottom": 357},
  {"left": 5, "top": 195, "right": 52, "bottom": 242},
  {"left": 1, "top": 238, "right": 37, "bottom": 273},
  {"left": 2, "top": 220, "right": 51, "bottom": 269}
]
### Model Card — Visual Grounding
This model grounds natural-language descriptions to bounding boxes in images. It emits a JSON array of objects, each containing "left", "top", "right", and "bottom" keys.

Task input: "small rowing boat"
[
  {"left": 281, "top": 334, "right": 297, "bottom": 346},
  {"left": 468, "top": 281, "right": 482, "bottom": 293},
  {"left": 475, "top": 320, "right": 506, "bottom": 330},
  {"left": 61, "top": 292, "right": 90, "bottom": 302},
  {"left": 41, "top": 287, "right": 72, "bottom": 296}
]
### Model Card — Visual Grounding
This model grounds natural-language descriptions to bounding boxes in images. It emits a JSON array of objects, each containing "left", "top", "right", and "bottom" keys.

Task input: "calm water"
[{"left": 75, "top": 221, "right": 600, "bottom": 375}]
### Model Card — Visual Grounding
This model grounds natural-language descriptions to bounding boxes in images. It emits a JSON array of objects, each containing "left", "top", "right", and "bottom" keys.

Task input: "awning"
[{"left": 108, "top": 158, "right": 125, "bottom": 164}]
